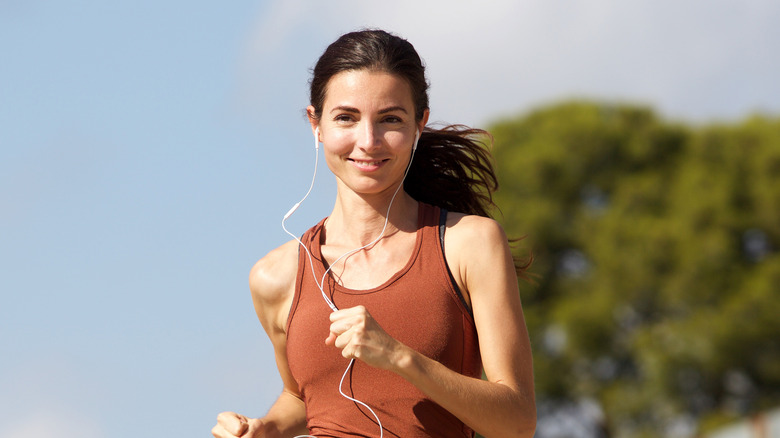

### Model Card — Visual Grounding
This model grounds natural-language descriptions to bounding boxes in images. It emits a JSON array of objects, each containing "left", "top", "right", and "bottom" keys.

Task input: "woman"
[{"left": 213, "top": 29, "right": 535, "bottom": 438}]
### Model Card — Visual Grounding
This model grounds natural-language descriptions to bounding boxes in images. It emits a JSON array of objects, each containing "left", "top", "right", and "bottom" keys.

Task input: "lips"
[{"left": 348, "top": 158, "right": 389, "bottom": 170}]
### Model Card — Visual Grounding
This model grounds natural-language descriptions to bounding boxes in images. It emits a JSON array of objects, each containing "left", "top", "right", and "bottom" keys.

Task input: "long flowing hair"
[{"left": 309, "top": 29, "right": 530, "bottom": 275}]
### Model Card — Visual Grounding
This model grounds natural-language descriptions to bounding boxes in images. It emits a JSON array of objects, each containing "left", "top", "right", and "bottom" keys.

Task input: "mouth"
[{"left": 348, "top": 158, "right": 389, "bottom": 170}]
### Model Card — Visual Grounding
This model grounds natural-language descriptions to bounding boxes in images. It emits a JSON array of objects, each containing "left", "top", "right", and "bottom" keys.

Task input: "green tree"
[{"left": 489, "top": 101, "right": 780, "bottom": 436}]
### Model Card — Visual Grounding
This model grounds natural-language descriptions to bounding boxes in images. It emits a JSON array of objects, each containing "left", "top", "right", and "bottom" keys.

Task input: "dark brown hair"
[{"left": 309, "top": 29, "right": 530, "bottom": 275}]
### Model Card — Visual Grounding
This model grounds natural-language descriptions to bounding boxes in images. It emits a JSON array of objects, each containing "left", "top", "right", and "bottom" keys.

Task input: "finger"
[
  {"left": 236, "top": 420, "right": 248, "bottom": 437},
  {"left": 329, "top": 318, "right": 354, "bottom": 337},
  {"left": 329, "top": 309, "right": 371, "bottom": 335},
  {"left": 328, "top": 316, "right": 362, "bottom": 343},
  {"left": 334, "top": 330, "right": 351, "bottom": 350},
  {"left": 335, "top": 322, "right": 369, "bottom": 350},
  {"left": 329, "top": 305, "right": 368, "bottom": 321},
  {"left": 216, "top": 412, "right": 248, "bottom": 436},
  {"left": 211, "top": 424, "right": 233, "bottom": 438},
  {"left": 329, "top": 308, "right": 350, "bottom": 323},
  {"left": 326, "top": 321, "right": 349, "bottom": 349}
]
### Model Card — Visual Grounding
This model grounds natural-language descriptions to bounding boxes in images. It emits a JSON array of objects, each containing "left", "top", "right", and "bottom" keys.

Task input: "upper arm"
[
  {"left": 445, "top": 216, "right": 534, "bottom": 399},
  {"left": 249, "top": 240, "right": 303, "bottom": 397}
]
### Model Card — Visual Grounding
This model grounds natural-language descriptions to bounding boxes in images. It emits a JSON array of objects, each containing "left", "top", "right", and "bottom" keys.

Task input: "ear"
[
  {"left": 417, "top": 108, "right": 430, "bottom": 135},
  {"left": 307, "top": 105, "right": 320, "bottom": 140}
]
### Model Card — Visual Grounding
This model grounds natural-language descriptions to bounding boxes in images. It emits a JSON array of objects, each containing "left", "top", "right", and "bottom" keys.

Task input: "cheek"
[
  {"left": 387, "top": 132, "right": 412, "bottom": 150},
  {"left": 323, "top": 155, "right": 341, "bottom": 176},
  {"left": 322, "top": 130, "right": 354, "bottom": 156},
  {"left": 323, "top": 142, "right": 351, "bottom": 159}
]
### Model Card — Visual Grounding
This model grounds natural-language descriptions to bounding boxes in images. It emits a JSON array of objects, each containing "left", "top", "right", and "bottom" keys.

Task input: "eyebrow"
[{"left": 329, "top": 105, "right": 409, "bottom": 115}]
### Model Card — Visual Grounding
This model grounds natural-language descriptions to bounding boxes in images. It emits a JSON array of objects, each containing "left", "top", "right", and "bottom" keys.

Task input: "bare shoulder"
[
  {"left": 249, "top": 239, "right": 300, "bottom": 333},
  {"left": 445, "top": 212, "right": 509, "bottom": 251},
  {"left": 443, "top": 213, "right": 513, "bottom": 305}
]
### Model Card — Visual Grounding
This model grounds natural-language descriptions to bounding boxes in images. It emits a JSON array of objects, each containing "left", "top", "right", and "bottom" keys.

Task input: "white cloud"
[
  {"left": 243, "top": 0, "right": 310, "bottom": 55},
  {"left": 241, "top": 0, "right": 780, "bottom": 127}
]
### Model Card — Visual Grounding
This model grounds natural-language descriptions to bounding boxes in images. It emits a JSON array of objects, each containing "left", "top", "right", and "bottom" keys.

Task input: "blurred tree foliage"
[{"left": 488, "top": 101, "right": 780, "bottom": 436}]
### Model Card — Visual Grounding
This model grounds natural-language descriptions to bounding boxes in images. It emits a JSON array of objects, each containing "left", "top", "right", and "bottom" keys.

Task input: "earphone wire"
[
  {"left": 281, "top": 130, "right": 339, "bottom": 312},
  {"left": 283, "top": 129, "right": 420, "bottom": 438}
]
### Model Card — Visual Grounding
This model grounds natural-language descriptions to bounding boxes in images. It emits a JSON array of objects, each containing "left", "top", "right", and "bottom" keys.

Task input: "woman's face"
[{"left": 309, "top": 69, "right": 428, "bottom": 196}]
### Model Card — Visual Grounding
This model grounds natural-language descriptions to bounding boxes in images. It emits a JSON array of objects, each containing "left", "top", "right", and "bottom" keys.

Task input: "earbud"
[
  {"left": 413, "top": 129, "right": 420, "bottom": 151},
  {"left": 314, "top": 127, "right": 320, "bottom": 150}
]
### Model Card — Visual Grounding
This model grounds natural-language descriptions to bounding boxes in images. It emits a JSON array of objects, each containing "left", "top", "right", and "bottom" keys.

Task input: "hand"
[
  {"left": 325, "top": 305, "right": 406, "bottom": 370},
  {"left": 211, "top": 412, "right": 265, "bottom": 438}
]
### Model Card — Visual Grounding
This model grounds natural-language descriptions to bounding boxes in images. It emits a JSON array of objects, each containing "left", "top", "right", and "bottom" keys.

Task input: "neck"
[{"left": 326, "top": 186, "right": 418, "bottom": 248}]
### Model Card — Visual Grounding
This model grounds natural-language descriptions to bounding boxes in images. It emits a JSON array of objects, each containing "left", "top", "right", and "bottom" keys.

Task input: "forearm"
[
  {"left": 259, "top": 390, "right": 309, "bottom": 438},
  {"left": 395, "top": 348, "right": 536, "bottom": 438}
]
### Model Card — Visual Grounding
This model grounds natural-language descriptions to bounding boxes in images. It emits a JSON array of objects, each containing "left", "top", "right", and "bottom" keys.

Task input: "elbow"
[
  {"left": 478, "top": 385, "right": 536, "bottom": 438},
  {"left": 522, "top": 417, "right": 537, "bottom": 438},
  {"left": 478, "top": 408, "right": 536, "bottom": 438},
  {"left": 510, "top": 398, "right": 536, "bottom": 438},
  {"left": 525, "top": 399, "right": 537, "bottom": 438},
  {"left": 515, "top": 411, "right": 536, "bottom": 438},
  {"left": 490, "top": 404, "right": 536, "bottom": 438},
  {"left": 494, "top": 420, "right": 535, "bottom": 438}
]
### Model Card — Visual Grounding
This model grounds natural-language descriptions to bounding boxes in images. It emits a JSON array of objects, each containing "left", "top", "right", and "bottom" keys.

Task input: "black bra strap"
[{"left": 438, "top": 208, "right": 473, "bottom": 316}]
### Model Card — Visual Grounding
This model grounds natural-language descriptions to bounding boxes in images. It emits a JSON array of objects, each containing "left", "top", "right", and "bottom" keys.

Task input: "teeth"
[{"left": 353, "top": 160, "right": 383, "bottom": 167}]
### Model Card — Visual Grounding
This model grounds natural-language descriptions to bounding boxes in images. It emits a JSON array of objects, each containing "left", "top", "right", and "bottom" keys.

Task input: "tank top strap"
[
  {"left": 286, "top": 217, "right": 327, "bottom": 335},
  {"left": 428, "top": 205, "right": 473, "bottom": 317}
]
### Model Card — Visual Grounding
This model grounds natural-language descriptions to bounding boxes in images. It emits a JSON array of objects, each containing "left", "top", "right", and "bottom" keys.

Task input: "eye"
[
  {"left": 334, "top": 114, "right": 355, "bottom": 123},
  {"left": 383, "top": 115, "right": 403, "bottom": 124}
]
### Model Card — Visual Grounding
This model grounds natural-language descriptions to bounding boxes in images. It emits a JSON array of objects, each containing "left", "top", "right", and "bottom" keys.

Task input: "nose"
[{"left": 357, "top": 122, "right": 382, "bottom": 152}]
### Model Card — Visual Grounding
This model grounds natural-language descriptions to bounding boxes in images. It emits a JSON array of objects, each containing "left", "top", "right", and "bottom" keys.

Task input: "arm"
[
  {"left": 327, "top": 216, "right": 535, "bottom": 438},
  {"left": 213, "top": 241, "right": 310, "bottom": 438},
  {"left": 402, "top": 215, "right": 535, "bottom": 437},
  {"left": 211, "top": 389, "right": 305, "bottom": 438}
]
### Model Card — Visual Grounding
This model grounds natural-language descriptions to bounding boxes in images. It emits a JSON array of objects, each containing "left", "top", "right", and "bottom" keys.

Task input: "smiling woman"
[
  {"left": 315, "top": 69, "right": 421, "bottom": 197},
  {"left": 212, "top": 29, "right": 536, "bottom": 438}
]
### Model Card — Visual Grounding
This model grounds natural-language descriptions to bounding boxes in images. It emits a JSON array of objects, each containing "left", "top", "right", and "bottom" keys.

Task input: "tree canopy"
[{"left": 488, "top": 101, "right": 780, "bottom": 436}]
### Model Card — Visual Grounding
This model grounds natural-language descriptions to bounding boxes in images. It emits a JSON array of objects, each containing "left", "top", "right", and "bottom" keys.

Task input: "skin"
[{"left": 212, "top": 70, "right": 536, "bottom": 438}]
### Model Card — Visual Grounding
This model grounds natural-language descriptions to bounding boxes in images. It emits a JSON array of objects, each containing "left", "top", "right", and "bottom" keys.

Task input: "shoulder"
[
  {"left": 444, "top": 212, "right": 509, "bottom": 251},
  {"left": 442, "top": 212, "right": 514, "bottom": 301},
  {"left": 250, "top": 239, "right": 308, "bottom": 399},
  {"left": 249, "top": 239, "right": 300, "bottom": 331},
  {"left": 250, "top": 239, "right": 300, "bottom": 303}
]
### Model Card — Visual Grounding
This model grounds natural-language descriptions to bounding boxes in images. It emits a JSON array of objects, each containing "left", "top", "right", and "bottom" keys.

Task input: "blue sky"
[{"left": 1, "top": 1, "right": 779, "bottom": 437}]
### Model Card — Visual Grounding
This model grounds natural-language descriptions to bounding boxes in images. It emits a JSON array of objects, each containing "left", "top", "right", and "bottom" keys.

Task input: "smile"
[{"left": 348, "top": 158, "right": 389, "bottom": 170}]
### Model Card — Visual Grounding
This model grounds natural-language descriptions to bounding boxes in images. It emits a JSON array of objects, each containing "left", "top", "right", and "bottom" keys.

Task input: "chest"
[
  {"left": 287, "top": 271, "right": 469, "bottom": 387},
  {"left": 319, "top": 232, "right": 417, "bottom": 290}
]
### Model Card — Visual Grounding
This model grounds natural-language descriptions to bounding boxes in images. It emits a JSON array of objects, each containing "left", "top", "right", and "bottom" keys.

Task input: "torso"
[
  {"left": 256, "top": 208, "right": 477, "bottom": 345},
  {"left": 283, "top": 202, "right": 480, "bottom": 437},
  {"left": 256, "top": 206, "right": 472, "bottom": 341}
]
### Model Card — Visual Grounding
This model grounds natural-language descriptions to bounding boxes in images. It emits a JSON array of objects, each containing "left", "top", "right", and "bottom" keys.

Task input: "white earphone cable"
[{"left": 283, "top": 128, "right": 420, "bottom": 438}]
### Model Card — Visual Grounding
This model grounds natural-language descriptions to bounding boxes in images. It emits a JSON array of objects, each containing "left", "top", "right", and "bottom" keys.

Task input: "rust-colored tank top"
[{"left": 286, "top": 203, "right": 482, "bottom": 438}]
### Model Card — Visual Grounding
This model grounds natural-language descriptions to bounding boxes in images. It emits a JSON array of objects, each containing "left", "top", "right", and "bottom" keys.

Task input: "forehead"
[{"left": 323, "top": 69, "right": 414, "bottom": 110}]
